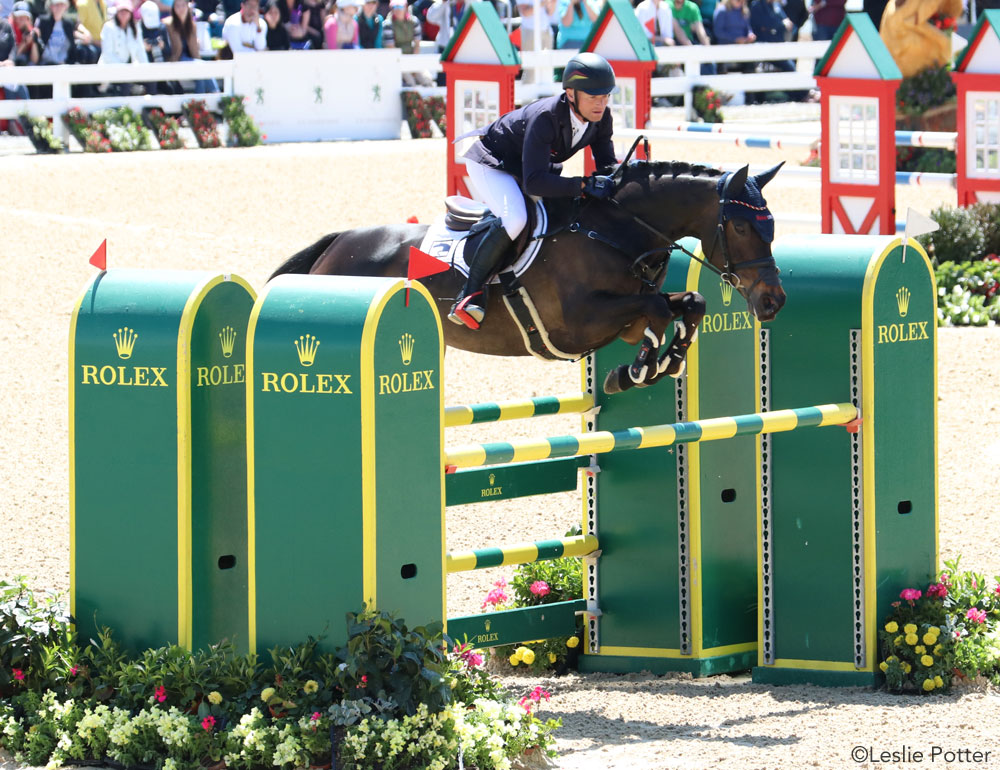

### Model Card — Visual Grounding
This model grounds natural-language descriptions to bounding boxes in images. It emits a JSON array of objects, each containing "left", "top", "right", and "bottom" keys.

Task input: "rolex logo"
[
  {"left": 489, "top": 473, "right": 496, "bottom": 486},
  {"left": 113, "top": 327, "right": 137, "bottom": 359},
  {"left": 720, "top": 280, "right": 734, "bottom": 307},
  {"left": 294, "top": 334, "right": 320, "bottom": 367},
  {"left": 896, "top": 287, "right": 910, "bottom": 318},
  {"left": 219, "top": 326, "right": 237, "bottom": 359},
  {"left": 484, "top": 619, "right": 491, "bottom": 632},
  {"left": 399, "top": 333, "right": 414, "bottom": 366}
]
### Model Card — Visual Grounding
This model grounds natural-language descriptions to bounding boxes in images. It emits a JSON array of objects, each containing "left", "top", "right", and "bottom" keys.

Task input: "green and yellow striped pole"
[
  {"left": 445, "top": 403, "right": 858, "bottom": 469},
  {"left": 446, "top": 534, "right": 599, "bottom": 573},
  {"left": 444, "top": 392, "right": 594, "bottom": 427}
]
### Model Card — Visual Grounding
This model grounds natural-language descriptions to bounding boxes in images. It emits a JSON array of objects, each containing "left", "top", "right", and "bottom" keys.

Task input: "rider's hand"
[{"left": 582, "top": 175, "right": 615, "bottom": 200}]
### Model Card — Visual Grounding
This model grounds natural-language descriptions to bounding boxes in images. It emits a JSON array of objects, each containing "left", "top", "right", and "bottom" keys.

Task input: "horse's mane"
[{"left": 618, "top": 160, "right": 725, "bottom": 184}]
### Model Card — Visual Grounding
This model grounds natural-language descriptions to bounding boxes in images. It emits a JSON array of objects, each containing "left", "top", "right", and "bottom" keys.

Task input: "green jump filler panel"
[
  {"left": 247, "top": 275, "right": 444, "bottom": 654},
  {"left": 754, "top": 235, "right": 937, "bottom": 686},
  {"left": 69, "top": 270, "right": 255, "bottom": 653},
  {"left": 579, "top": 244, "right": 761, "bottom": 676}
]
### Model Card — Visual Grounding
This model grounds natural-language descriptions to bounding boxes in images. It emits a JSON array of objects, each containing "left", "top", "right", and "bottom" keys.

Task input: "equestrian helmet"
[{"left": 562, "top": 52, "right": 617, "bottom": 96}]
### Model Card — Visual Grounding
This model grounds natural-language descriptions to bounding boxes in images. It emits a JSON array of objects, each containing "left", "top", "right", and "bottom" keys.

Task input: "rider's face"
[{"left": 569, "top": 90, "right": 610, "bottom": 123}]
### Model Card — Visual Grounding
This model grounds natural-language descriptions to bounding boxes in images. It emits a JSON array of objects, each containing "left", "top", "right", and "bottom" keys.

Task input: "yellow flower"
[
  {"left": 922, "top": 678, "right": 936, "bottom": 691},
  {"left": 914, "top": 645, "right": 926, "bottom": 654},
  {"left": 934, "top": 644, "right": 943, "bottom": 655},
  {"left": 207, "top": 691, "right": 223, "bottom": 705},
  {"left": 566, "top": 636, "right": 580, "bottom": 649},
  {"left": 884, "top": 621, "right": 899, "bottom": 633},
  {"left": 922, "top": 632, "right": 937, "bottom": 645},
  {"left": 904, "top": 623, "right": 917, "bottom": 634},
  {"left": 902, "top": 663, "right": 912, "bottom": 673},
  {"left": 508, "top": 653, "right": 520, "bottom": 666},
  {"left": 879, "top": 661, "right": 888, "bottom": 672},
  {"left": 894, "top": 635, "right": 904, "bottom": 647},
  {"left": 921, "top": 655, "right": 934, "bottom": 667},
  {"left": 518, "top": 647, "right": 536, "bottom": 665},
  {"left": 905, "top": 633, "right": 919, "bottom": 645},
  {"left": 260, "top": 687, "right": 275, "bottom": 702},
  {"left": 303, "top": 680, "right": 319, "bottom": 694},
  {"left": 548, "top": 653, "right": 557, "bottom": 663},
  {"left": 886, "top": 656, "right": 898, "bottom": 663},
  {"left": 934, "top": 675, "right": 943, "bottom": 687},
  {"left": 927, "top": 626, "right": 941, "bottom": 638}
]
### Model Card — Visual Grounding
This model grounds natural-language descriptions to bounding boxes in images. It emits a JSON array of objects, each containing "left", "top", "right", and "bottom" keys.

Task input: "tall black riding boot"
[{"left": 448, "top": 221, "right": 514, "bottom": 329}]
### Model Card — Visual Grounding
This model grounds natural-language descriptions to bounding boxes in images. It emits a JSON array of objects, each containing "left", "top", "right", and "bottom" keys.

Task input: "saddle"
[{"left": 443, "top": 195, "right": 539, "bottom": 269}]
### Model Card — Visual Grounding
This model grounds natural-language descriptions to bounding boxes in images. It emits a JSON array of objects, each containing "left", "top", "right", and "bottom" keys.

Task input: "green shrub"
[
  {"left": 970, "top": 203, "right": 1000, "bottom": 257},
  {"left": 918, "top": 205, "right": 986, "bottom": 263},
  {"left": 935, "top": 257, "right": 1000, "bottom": 326}
]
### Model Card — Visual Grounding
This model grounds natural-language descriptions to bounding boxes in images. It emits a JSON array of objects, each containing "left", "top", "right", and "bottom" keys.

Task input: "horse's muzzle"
[{"left": 753, "top": 287, "right": 787, "bottom": 321}]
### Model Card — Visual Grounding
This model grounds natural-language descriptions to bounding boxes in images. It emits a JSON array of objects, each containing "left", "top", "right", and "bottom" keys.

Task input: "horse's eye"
[{"left": 733, "top": 220, "right": 747, "bottom": 234}]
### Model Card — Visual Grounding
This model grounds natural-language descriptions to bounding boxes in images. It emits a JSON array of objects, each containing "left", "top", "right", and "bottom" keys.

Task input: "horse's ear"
[
  {"left": 753, "top": 162, "right": 785, "bottom": 190},
  {"left": 724, "top": 165, "right": 749, "bottom": 197}
]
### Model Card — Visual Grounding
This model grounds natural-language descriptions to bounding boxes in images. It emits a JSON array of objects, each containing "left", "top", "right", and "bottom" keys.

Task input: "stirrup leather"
[{"left": 448, "top": 292, "right": 485, "bottom": 329}]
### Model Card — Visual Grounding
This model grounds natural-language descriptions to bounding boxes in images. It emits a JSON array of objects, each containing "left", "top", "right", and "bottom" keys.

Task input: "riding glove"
[{"left": 582, "top": 175, "right": 615, "bottom": 199}]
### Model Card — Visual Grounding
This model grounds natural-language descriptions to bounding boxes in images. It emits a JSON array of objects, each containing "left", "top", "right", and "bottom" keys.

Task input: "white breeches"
[{"left": 466, "top": 161, "right": 528, "bottom": 241}]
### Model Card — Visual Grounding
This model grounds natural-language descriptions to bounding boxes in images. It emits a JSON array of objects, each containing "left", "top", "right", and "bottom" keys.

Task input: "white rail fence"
[{"left": 1, "top": 41, "right": 832, "bottom": 143}]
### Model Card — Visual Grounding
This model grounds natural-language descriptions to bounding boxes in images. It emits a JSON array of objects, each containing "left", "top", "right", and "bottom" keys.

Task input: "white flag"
[{"left": 902, "top": 208, "right": 939, "bottom": 262}]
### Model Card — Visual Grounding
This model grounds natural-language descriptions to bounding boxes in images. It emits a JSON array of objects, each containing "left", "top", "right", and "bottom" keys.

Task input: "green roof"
[
  {"left": 955, "top": 9, "right": 1000, "bottom": 71},
  {"left": 580, "top": 0, "right": 656, "bottom": 61},
  {"left": 440, "top": 1, "right": 520, "bottom": 66},
  {"left": 814, "top": 12, "right": 902, "bottom": 79}
]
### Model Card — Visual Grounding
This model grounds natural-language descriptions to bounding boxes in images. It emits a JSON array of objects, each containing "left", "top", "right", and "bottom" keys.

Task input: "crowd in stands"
[{"left": 1, "top": 0, "right": 994, "bottom": 123}]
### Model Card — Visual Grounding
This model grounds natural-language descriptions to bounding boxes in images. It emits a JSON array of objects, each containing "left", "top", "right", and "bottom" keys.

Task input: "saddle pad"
[{"left": 418, "top": 199, "right": 548, "bottom": 282}]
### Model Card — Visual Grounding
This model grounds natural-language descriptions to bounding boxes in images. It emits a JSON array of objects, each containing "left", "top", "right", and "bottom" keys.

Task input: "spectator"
[
  {"left": 276, "top": 0, "right": 314, "bottom": 48},
  {"left": 516, "top": 0, "right": 555, "bottom": 83},
  {"left": 698, "top": 0, "right": 715, "bottom": 38},
  {"left": 356, "top": 0, "right": 381, "bottom": 46},
  {"left": 166, "top": 0, "right": 219, "bottom": 90},
  {"left": 222, "top": 0, "right": 266, "bottom": 51},
  {"left": 808, "top": 0, "right": 843, "bottom": 40},
  {"left": 712, "top": 0, "right": 754, "bottom": 44},
  {"left": 784, "top": 0, "right": 807, "bottom": 37},
  {"left": 74, "top": 0, "right": 104, "bottom": 47},
  {"left": 301, "top": 0, "right": 323, "bottom": 46},
  {"left": 8, "top": 1, "right": 38, "bottom": 64},
  {"left": 672, "top": 0, "right": 714, "bottom": 73},
  {"left": 98, "top": 0, "right": 146, "bottom": 94},
  {"left": 635, "top": 0, "right": 675, "bottom": 46},
  {"left": 424, "top": 0, "right": 463, "bottom": 50},
  {"left": 139, "top": 0, "right": 167, "bottom": 59},
  {"left": 1, "top": 10, "right": 31, "bottom": 100},
  {"left": 262, "top": 0, "right": 289, "bottom": 46},
  {"left": 383, "top": 0, "right": 431, "bottom": 83},
  {"left": 749, "top": 0, "right": 811, "bottom": 99},
  {"left": 323, "top": 0, "right": 358, "bottom": 47},
  {"left": 555, "top": 0, "right": 598, "bottom": 49},
  {"left": 36, "top": 0, "right": 94, "bottom": 64}
]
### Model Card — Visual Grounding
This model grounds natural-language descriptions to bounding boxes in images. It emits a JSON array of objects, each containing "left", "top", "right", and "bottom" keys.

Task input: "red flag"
[
  {"left": 643, "top": 15, "right": 656, "bottom": 35},
  {"left": 407, "top": 215, "right": 419, "bottom": 223},
  {"left": 89, "top": 239, "right": 107, "bottom": 271},
  {"left": 509, "top": 27, "right": 521, "bottom": 49},
  {"left": 407, "top": 246, "right": 450, "bottom": 282}
]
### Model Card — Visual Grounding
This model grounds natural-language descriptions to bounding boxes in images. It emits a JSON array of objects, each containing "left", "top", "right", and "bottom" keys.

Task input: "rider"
[{"left": 448, "top": 51, "right": 620, "bottom": 329}]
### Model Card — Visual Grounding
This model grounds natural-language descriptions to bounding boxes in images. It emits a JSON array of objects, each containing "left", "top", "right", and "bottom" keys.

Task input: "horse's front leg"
[{"left": 654, "top": 291, "right": 706, "bottom": 380}]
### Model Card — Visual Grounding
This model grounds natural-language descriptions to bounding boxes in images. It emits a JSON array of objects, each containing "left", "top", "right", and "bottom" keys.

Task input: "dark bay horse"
[{"left": 271, "top": 161, "right": 787, "bottom": 394}]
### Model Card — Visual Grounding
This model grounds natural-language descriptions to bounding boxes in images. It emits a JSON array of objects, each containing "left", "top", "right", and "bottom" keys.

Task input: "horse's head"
[{"left": 703, "top": 164, "right": 786, "bottom": 322}]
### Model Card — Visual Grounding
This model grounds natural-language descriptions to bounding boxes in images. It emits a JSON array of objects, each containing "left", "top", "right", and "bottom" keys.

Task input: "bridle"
[{"left": 598, "top": 137, "right": 780, "bottom": 295}]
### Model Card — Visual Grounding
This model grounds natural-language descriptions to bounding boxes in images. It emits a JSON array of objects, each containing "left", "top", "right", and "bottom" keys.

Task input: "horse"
[{"left": 271, "top": 160, "right": 787, "bottom": 394}]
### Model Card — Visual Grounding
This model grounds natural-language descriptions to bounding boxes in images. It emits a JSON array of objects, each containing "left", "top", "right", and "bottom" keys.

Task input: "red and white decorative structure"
[
  {"left": 952, "top": 10, "right": 1000, "bottom": 206},
  {"left": 440, "top": 2, "right": 520, "bottom": 198},
  {"left": 814, "top": 13, "right": 901, "bottom": 235}
]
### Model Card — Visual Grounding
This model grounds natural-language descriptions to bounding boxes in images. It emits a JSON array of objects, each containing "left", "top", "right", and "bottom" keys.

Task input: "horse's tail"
[{"left": 269, "top": 232, "right": 340, "bottom": 280}]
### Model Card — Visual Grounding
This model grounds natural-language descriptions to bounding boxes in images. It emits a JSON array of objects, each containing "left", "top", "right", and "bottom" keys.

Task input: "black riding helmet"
[{"left": 561, "top": 52, "right": 618, "bottom": 96}]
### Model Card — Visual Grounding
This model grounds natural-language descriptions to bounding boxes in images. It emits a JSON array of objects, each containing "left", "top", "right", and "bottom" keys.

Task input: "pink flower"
[
  {"left": 900, "top": 588, "right": 923, "bottom": 601},
  {"left": 467, "top": 651, "right": 484, "bottom": 667},
  {"left": 994, "top": 584, "right": 1000, "bottom": 595},
  {"left": 966, "top": 608, "right": 987, "bottom": 624},
  {"left": 926, "top": 583, "right": 948, "bottom": 598},
  {"left": 155, "top": 686, "right": 167, "bottom": 702},
  {"left": 530, "top": 581, "right": 551, "bottom": 597},
  {"left": 530, "top": 686, "right": 550, "bottom": 702},
  {"left": 311, "top": 711, "right": 321, "bottom": 722},
  {"left": 12, "top": 669, "right": 24, "bottom": 681},
  {"left": 69, "top": 666, "right": 78, "bottom": 676},
  {"left": 519, "top": 696, "right": 533, "bottom": 714},
  {"left": 201, "top": 716, "right": 215, "bottom": 731},
  {"left": 481, "top": 586, "right": 509, "bottom": 609}
]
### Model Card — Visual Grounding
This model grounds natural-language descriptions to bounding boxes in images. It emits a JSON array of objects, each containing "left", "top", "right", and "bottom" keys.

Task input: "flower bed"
[
  {"left": 19, "top": 114, "right": 63, "bottom": 154},
  {"left": 218, "top": 95, "right": 263, "bottom": 147},
  {"left": 183, "top": 100, "right": 221, "bottom": 149},
  {"left": 0, "top": 578, "right": 560, "bottom": 770},
  {"left": 143, "top": 107, "right": 185, "bottom": 151}
]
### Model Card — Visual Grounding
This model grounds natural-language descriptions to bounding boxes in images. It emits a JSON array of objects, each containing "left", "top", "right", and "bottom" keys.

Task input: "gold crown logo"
[
  {"left": 896, "top": 287, "right": 910, "bottom": 318},
  {"left": 219, "top": 326, "right": 237, "bottom": 359},
  {"left": 399, "top": 333, "right": 414, "bottom": 366},
  {"left": 484, "top": 619, "right": 491, "bottom": 632},
  {"left": 113, "top": 327, "right": 137, "bottom": 359},
  {"left": 294, "top": 334, "right": 320, "bottom": 367},
  {"left": 489, "top": 473, "right": 496, "bottom": 486},
  {"left": 720, "top": 280, "right": 734, "bottom": 307}
]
